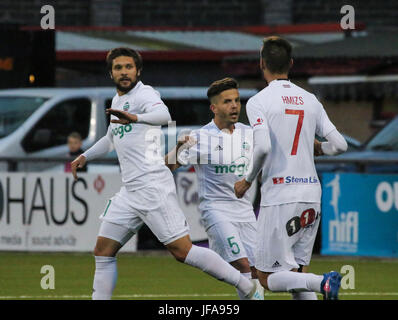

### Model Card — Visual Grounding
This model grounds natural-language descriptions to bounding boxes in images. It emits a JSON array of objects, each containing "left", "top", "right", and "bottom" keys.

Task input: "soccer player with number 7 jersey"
[{"left": 234, "top": 36, "right": 348, "bottom": 300}]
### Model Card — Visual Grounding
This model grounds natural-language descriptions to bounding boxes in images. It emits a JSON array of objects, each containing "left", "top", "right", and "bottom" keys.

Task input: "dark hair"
[
  {"left": 260, "top": 36, "right": 292, "bottom": 74},
  {"left": 68, "top": 131, "right": 82, "bottom": 140},
  {"left": 207, "top": 77, "right": 239, "bottom": 102},
  {"left": 106, "top": 47, "right": 143, "bottom": 73}
]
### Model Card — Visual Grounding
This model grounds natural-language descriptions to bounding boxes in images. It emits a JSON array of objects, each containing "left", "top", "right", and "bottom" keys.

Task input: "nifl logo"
[
  {"left": 327, "top": 175, "right": 359, "bottom": 253},
  {"left": 123, "top": 102, "right": 130, "bottom": 111}
]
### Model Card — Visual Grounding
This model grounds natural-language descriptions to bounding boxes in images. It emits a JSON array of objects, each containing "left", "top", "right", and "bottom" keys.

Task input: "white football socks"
[
  {"left": 237, "top": 272, "right": 252, "bottom": 300},
  {"left": 267, "top": 271, "right": 323, "bottom": 293},
  {"left": 184, "top": 245, "right": 254, "bottom": 296},
  {"left": 92, "top": 256, "right": 117, "bottom": 300},
  {"left": 292, "top": 292, "right": 318, "bottom": 300}
]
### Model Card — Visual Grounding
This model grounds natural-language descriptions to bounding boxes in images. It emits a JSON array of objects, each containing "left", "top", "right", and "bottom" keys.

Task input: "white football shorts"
[
  {"left": 255, "top": 202, "right": 321, "bottom": 273},
  {"left": 207, "top": 219, "right": 257, "bottom": 266},
  {"left": 98, "top": 180, "right": 189, "bottom": 246}
]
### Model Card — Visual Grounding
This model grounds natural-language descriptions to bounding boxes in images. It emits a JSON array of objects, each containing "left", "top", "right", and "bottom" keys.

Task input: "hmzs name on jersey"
[
  {"left": 272, "top": 176, "right": 318, "bottom": 185},
  {"left": 282, "top": 96, "right": 304, "bottom": 105}
]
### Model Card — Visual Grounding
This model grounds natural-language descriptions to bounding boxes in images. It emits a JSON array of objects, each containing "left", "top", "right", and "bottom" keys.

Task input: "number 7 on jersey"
[{"left": 285, "top": 109, "right": 304, "bottom": 155}]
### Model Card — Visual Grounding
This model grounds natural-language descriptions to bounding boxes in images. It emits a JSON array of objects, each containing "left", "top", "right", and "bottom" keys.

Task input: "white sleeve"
[
  {"left": 316, "top": 102, "right": 336, "bottom": 138},
  {"left": 136, "top": 104, "right": 171, "bottom": 125},
  {"left": 135, "top": 88, "right": 171, "bottom": 125},
  {"left": 244, "top": 97, "right": 271, "bottom": 183},
  {"left": 321, "top": 129, "right": 348, "bottom": 155},
  {"left": 82, "top": 126, "right": 114, "bottom": 161}
]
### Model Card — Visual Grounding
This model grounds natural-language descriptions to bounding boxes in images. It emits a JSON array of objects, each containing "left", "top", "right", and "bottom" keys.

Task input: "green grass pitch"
[{"left": 0, "top": 252, "right": 397, "bottom": 300}]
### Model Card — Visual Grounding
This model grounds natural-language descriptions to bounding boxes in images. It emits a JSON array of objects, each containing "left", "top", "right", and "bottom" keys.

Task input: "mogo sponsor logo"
[
  {"left": 214, "top": 157, "right": 249, "bottom": 177},
  {"left": 112, "top": 124, "right": 132, "bottom": 139}
]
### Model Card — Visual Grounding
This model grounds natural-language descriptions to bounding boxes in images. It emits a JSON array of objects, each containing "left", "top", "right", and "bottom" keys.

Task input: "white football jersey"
[
  {"left": 178, "top": 120, "right": 256, "bottom": 228},
  {"left": 108, "top": 81, "right": 171, "bottom": 191},
  {"left": 246, "top": 79, "right": 336, "bottom": 206}
]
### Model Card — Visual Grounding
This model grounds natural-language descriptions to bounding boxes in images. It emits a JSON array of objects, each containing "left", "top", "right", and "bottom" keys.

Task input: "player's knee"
[
  {"left": 93, "top": 236, "right": 121, "bottom": 257},
  {"left": 230, "top": 258, "right": 251, "bottom": 273},
  {"left": 251, "top": 267, "right": 258, "bottom": 279},
  {"left": 258, "top": 277, "right": 269, "bottom": 290},
  {"left": 93, "top": 244, "right": 116, "bottom": 257},
  {"left": 94, "top": 246, "right": 108, "bottom": 257},
  {"left": 169, "top": 247, "right": 189, "bottom": 263},
  {"left": 256, "top": 271, "right": 270, "bottom": 290},
  {"left": 167, "top": 244, "right": 190, "bottom": 262},
  {"left": 166, "top": 236, "right": 192, "bottom": 263}
]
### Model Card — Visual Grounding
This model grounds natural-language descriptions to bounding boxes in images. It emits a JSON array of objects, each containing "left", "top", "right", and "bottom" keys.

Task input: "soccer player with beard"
[{"left": 70, "top": 47, "right": 260, "bottom": 300}]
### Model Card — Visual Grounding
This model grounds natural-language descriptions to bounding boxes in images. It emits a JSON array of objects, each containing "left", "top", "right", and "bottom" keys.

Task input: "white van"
[{"left": 0, "top": 86, "right": 258, "bottom": 171}]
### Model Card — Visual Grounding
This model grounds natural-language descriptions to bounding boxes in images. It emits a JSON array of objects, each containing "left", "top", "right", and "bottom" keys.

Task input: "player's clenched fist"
[
  {"left": 177, "top": 134, "right": 196, "bottom": 150},
  {"left": 70, "top": 154, "right": 87, "bottom": 180},
  {"left": 234, "top": 178, "right": 252, "bottom": 198}
]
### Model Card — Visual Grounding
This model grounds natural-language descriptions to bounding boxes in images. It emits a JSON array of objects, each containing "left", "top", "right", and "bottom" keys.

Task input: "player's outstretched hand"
[
  {"left": 106, "top": 108, "right": 138, "bottom": 124},
  {"left": 234, "top": 178, "right": 252, "bottom": 198},
  {"left": 70, "top": 154, "right": 87, "bottom": 180}
]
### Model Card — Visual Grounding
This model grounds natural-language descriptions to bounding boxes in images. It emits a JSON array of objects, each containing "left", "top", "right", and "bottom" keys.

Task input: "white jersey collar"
[
  {"left": 209, "top": 119, "right": 237, "bottom": 135},
  {"left": 268, "top": 78, "right": 290, "bottom": 87},
  {"left": 115, "top": 81, "right": 143, "bottom": 101},
  {"left": 125, "top": 80, "right": 143, "bottom": 97}
]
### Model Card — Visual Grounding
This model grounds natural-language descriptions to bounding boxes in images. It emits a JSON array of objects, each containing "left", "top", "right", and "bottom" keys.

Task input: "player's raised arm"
[
  {"left": 136, "top": 103, "right": 171, "bottom": 125},
  {"left": 234, "top": 97, "right": 271, "bottom": 198},
  {"left": 106, "top": 104, "right": 171, "bottom": 126},
  {"left": 106, "top": 88, "right": 171, "bottom": 126},
  {"left": 137, "top": 88, "right": 172, "bottom": 125},
  {"left": 106, "top": 108, "right": 137, "bottom": 124},
  {"left": 70, "top": 126, "right": 114, "bottom": 180},
  {"left": 315, "top": 105, "right": 348, "bottom": 156}
]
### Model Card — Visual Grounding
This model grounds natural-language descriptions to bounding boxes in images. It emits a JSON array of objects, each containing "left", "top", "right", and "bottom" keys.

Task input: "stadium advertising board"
[
  {"left": 0, "top": 173, "right": 137, "bottom": 252},
  {"left": 321, "top": 173, "right": 398, "bottom": 257}
]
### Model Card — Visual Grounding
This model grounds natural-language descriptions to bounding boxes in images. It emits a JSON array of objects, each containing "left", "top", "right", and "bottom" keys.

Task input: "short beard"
[{"left": 115, "top": 79, "right": 138, "bottom": 94}]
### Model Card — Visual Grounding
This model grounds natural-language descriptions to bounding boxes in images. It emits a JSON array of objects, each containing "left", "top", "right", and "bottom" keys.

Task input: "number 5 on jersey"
[{"left": 285, "top": 109, "right": 304, "bottom": 155}]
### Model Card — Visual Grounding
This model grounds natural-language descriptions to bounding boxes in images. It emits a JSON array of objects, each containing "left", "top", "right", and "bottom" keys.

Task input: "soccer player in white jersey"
[
  {"left": 165, "top": 78, "right": 264, "bottom": 300},
  {"left": 234, "top": 37, "right": 348, "bottom": 300},
  {"left": 70, "top": 47, "right": 259, "bottom": 300}
]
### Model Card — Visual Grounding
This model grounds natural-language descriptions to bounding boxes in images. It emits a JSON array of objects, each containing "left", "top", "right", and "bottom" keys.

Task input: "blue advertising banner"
[{"left": 321, "top": 173, "right": 398, "bottom": 257}]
